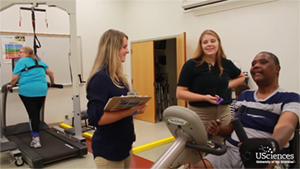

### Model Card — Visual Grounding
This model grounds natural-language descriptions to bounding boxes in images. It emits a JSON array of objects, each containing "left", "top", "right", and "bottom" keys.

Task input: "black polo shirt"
[
  {"left": 177, "top": 57, "right": 241, "bottom": 107},
  {"left": 86, "top": 70, "right": 134, "bottom": 161}
]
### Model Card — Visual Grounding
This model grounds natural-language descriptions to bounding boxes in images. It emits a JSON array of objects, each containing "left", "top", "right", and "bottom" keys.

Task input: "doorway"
[
  {"left": 154, "top": 39, "right": 177, "bottom": 121},
  {"left": 131, "top": 33, "right": 186, "bottom": 123}
]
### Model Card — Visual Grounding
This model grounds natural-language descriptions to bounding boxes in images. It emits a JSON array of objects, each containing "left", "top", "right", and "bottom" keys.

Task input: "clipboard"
[{"left": 104, "top": 95, "right": 151, "bottom": 112}]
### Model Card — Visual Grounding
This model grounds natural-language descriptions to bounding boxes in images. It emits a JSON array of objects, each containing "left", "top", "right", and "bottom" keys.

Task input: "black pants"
[{"left": 19, "top": 95, "right": 46, "bottom": 137}]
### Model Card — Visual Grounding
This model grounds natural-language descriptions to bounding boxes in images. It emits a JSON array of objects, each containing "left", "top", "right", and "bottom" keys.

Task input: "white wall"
[
  {"left": 0, "top": 1, "right": 126, "bottom": 125},
  {"left": 124, "top": 0, "right": 300, "bottom": 93},
  {"left": 1, "top": 0, "right": 299, "bottom": 125}
]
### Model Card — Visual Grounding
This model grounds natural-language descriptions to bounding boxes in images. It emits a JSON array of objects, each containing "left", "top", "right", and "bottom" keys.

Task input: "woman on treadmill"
[
  {"left": 86, "top": 29, "right": 147, "bottom": 169},
  {"left": 7, "top": 46, "right": 55, "bottom": 148}
]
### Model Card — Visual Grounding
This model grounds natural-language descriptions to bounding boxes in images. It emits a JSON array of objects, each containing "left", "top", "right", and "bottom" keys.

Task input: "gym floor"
[{"left": 0, "top": 119, "right": 174, "bottom": 168}]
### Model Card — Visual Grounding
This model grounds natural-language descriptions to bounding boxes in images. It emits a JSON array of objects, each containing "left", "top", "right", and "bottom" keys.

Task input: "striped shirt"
[
  {"left": 227, "top": 87, "right": 300, "bottom": 151},
  {"left": 230, "top": 100, "right": 237, "bottom": 119}
]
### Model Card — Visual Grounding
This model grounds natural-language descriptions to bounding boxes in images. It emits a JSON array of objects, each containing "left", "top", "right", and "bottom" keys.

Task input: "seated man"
[{"left": 192, "top": 51, "right": 299, "bottom": 168}]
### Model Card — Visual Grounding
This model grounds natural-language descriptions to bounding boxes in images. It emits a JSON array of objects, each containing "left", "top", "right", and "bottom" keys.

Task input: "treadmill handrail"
[
  {"left": 1, "top": 82, "right": 11, "bottom": 129},
  {"left": 1, "top": 82, "right": 63, "bottom": 129}
]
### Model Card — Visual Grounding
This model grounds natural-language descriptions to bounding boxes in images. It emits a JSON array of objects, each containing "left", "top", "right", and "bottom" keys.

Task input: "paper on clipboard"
[{"left": 104, "top": 96, "right": 151, "bottom": 112}]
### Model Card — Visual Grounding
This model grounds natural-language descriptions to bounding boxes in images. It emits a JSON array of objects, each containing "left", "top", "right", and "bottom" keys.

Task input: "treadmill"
[
  {"left": 0, "top": 86, "right": 24, "bottom": 166},
  {"left": 1, "top": 83, "right": 87, "bottom": 168}
]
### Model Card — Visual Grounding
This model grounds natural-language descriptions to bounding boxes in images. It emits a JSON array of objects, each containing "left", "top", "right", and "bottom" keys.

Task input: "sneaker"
[
  {"left": 30, "top": 139, "right": 41, "bottom": 148},
  {"left": 30, "top": 139, "right": 34, "bottom": 147}
]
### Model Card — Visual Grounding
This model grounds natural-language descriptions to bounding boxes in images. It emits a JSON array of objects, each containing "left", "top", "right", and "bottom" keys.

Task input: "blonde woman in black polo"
[
  {"left": 86, "top": 29, "right": 147, "bottom": 169},
  {"left": 176, "top": 29, "right": 245, "bottom": 143}
]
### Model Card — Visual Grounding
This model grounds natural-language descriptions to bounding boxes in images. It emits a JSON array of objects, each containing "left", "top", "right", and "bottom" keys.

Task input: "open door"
[
  {"left": 131, "top": 41, "right": 156, "bottom": 123},
  {"left": 176, "top": 32, "right": 187, "bottom": 107}
]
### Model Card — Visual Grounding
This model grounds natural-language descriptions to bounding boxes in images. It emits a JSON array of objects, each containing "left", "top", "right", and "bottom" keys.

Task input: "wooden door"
[
  {"left": 176, "top": 32, "right": 187, "bottom": 107},
  {"left": 131, "top": 41, "right": 156, "bottom": 123}
]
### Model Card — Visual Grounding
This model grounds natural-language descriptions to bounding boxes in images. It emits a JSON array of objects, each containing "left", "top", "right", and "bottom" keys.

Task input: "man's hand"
[{"left": 206, "top": 119, "right": 221, "bottom": 135}]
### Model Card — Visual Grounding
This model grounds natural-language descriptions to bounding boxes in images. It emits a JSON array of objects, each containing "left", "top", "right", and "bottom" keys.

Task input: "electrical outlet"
[{"left": 65, "top": 115, "right": 68, "bottom": 120}]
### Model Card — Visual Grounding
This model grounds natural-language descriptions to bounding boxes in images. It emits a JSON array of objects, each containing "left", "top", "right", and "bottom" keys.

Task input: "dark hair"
[
  {"left": 259, "top": 51, "right": 280, "bottom": 66},
  {"left": 235, "top": 83, "right": 250, "bottom": 97}
]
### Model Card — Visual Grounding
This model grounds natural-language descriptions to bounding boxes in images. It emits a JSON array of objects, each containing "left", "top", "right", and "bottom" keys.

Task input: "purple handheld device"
[{"left": 217, "top": 97, "right": 224, "bottom": 105}]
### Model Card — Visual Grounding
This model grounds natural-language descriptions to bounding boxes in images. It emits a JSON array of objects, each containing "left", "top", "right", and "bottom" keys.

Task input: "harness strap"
[
  {"left": 31, "top": 7, "right": 41, "bottom": 59},
  {"left": 21, "top": 59, "right": 45, "bottom": 72}
]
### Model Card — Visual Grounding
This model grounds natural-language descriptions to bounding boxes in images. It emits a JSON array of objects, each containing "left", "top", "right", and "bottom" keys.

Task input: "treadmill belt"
[{"left": 15, "top": 130, "right": 78, "bottom": 163}]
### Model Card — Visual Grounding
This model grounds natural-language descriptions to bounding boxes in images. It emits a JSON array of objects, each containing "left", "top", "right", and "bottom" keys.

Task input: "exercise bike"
[
  {"left": 151, "top": 106, "right": 227, "bottom": 168},
  {"left": 152, "top": 106, "right": 299, "bottom": 169}
]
